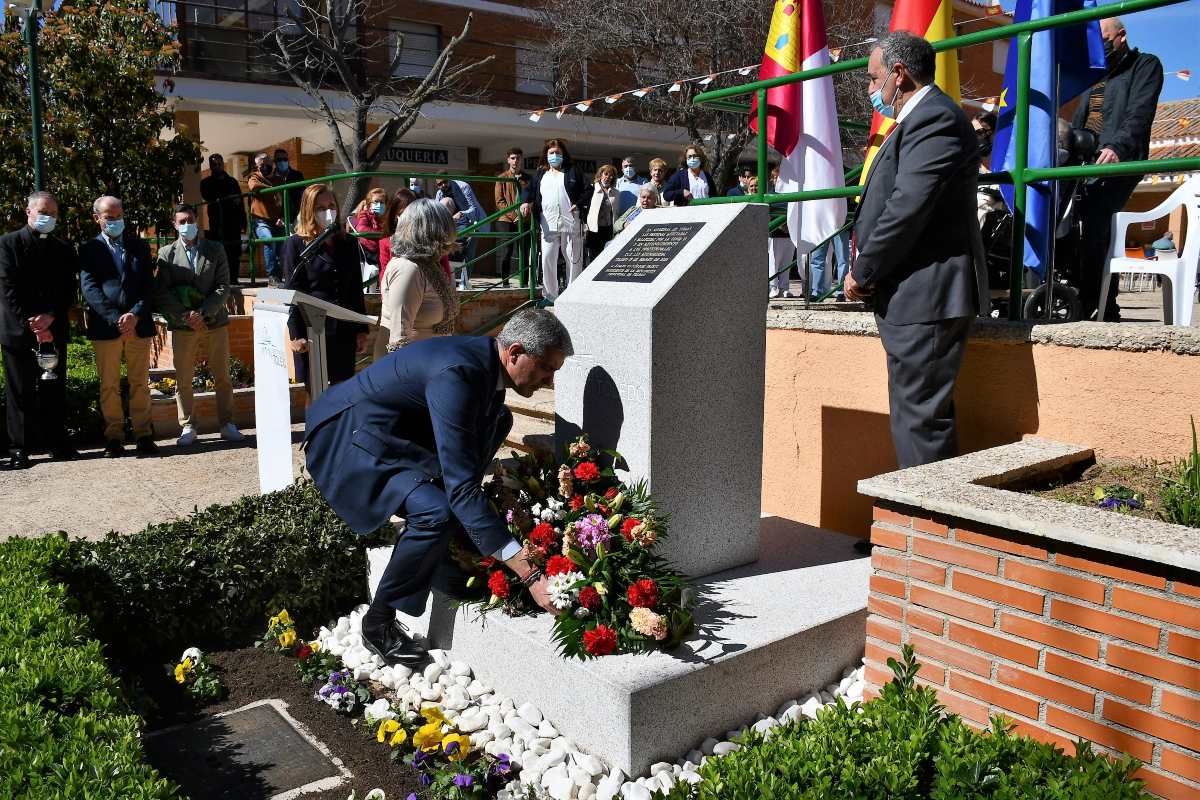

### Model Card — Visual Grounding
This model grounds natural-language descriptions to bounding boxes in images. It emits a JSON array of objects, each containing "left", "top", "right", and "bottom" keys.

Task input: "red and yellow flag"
[{"left": 860, "top": 0, "right": 962, "bottom": 183}]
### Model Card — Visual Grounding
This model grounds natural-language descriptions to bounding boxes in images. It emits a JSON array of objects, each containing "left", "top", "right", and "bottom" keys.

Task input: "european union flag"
[{"left": 991, "top": 0, "right": 1107, "bottom": 278}]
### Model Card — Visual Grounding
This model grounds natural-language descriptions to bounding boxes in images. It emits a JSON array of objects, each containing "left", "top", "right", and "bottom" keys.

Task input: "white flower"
[
  {"left": 555, "top": 510, "right": 567, "bottom": 521},
  {"left": 365, "top": 791, "right": 386, "bottom": 800},
  {"left": 364, "top": 698, "right": 397, "bottom": 724},
  {"left": 546, "top": 571, "right": 584, "bottom": 610},
  {"left": 531, "top": 503, "right": 543, "bottom": 517},
  {"left": 181, "top": 647, "right": 202, "bottom": 664},
  {"left": 540, "top": 508, "right": 557, "bottom": 522},
  {"left": 546, "top": 496, "right": 563, "bottom": 511}
]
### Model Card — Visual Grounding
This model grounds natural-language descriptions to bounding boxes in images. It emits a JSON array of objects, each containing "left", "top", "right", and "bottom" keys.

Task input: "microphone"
[{"left": 296, "top": 222, "right": 338, "bottom": 266}]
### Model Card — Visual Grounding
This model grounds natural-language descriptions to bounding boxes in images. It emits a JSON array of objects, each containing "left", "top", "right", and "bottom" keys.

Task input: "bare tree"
[{"left": 261, "top": 0, "right": 493, "bottom": 209}]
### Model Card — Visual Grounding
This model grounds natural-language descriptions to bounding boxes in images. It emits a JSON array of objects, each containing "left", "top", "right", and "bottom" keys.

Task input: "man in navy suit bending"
[{"left": 304, "top": 309, "right": 571, "bottom": 665}]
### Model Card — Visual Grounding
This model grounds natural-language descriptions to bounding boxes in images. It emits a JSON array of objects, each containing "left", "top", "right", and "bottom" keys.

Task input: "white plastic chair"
[{"left": 1100, "top": 177, "right": 1199, "bottom": 327}]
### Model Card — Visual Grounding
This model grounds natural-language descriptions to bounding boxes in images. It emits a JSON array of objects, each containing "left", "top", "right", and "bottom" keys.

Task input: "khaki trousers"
[
  {"left": 172, "top": 326, "right": 233, "bottom": 429},
  {"left": 93, "top": 336, "right": 152, "bottom": 441}
]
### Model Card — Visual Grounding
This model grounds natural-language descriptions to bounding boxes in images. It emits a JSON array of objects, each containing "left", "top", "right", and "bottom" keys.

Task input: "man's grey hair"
[
  {"left": 93, "top": 195, "right": 121, "bottom": 214},
  {"left": 26, "top": 190, "right": 55, "bottom": 208},
  {"left": 879, "top": 31, "right": 936, "bottom": 86},
  {"left": 621, "top": 155, "right": 636, "bottom": 164},
  {"left": 498, "top": 309, "right": 574, "bottom": 358},
  {"left": 391, "top": 197, "right": 455, "bottom": 263}
]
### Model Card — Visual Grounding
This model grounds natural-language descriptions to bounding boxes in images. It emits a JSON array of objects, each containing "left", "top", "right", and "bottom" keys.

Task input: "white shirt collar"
[{"left": 895, "top": 84, "right": 934, "bottom": 124}]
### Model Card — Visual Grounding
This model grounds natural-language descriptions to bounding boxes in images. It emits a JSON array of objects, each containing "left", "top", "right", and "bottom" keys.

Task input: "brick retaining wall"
[{"left": 863, "top": 502, "right": 1200, "bottom": 799}]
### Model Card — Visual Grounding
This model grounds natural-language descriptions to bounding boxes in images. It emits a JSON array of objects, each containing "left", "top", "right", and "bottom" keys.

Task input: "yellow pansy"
[
  {"left": 174, "top": 663, "right": 187, "bottom": 684},
  {"left": 441, "top": 732, "right": 470, "bottom": 762},
  {"left": 276, "top": 609, "right": 292, "bottom": 626},
  {"left": 309, "top": 640, "right": 321, "bottom": 653},
  {"left": 413, "top": 722, "right": 444, "bottom": 752},
  {"left": 389, "top": 728, "right": 407, "bottom": 747},
  {"left": 419, "top": 705, "right": 446, "bottom": 725},
  {"left": 376, "top": 719, "right": 401, "bottom": 743},
  {"left": 278, "top": 629, "right": 296, "bottom": 648}
]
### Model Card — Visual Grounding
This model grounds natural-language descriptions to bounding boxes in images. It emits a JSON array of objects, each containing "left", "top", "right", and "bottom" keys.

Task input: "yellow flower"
[
  {"left": 441, "top": 732, "right": 470, "bottom": 761},
  {"left": 278, "top": 629, "right": 296, "bottom": 648},
  {"left": 276, "top": 610, "right": 292, "bottom": 626},
  {"left": 413, "top": 722, "right": 444, "bottom": 752},
  {"left": 376, "top": 719, "right": 401, "bottom": 744},
  {"left": 174, "top": 664, "right": 187, "bottom": 684},
  {"left": 389, "top": 728, "right": 407, "bottom": 747},
  {"left": 309, "top": 640, "right": 321, "bottom": 653},
  {"left": 419, "top": 705, "right": 446, "bottom": 725}
]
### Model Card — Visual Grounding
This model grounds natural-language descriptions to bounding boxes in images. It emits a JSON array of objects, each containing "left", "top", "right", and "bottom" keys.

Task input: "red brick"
[
  {"left": 1001, "top": 613, "right": 1100, "bottom": 659},
  {"left": 956, "top": 527, "right": 1049, "bottom": 560},
  {"left": 874, "top": 506, "right": 912, "bottom": 528},
  {"left": 913, "top": 516, "right": 949, "bottom": 537},
  {"left": 1009, "top": 719, "right": 1077, "bottom": 753},
  {"left": 1046, "top": 705, "right": 1154, "bottom": 761},
  {"left": 1044, "top": 652, "right": 1153, "bottom": 705},
  {"left": 948, "top": 621, "right": 1041, "bottom": 668},
  {"left": 1103, "top": 698, "right": 1200, "bottom": 750},
  {"left": 908, "top": 559, "right": 948, "bottom": 586},
  {"left": 864, "top": 662, "right": 893, "bottom": 690},
  {"left": 910, "top": 631, "right": 994, "bottom": 676},
  {"left": 912, "top": 538, "right": 999, "bottom": 575},
  {"left": 871, "top": 550, "right": 908, "bottom": 577},
  {"left": 868, "top": 594, "right": 903, "bottom": 622},
  {"left": 1169, "top": 631, "right": 1200, "bottom": 662},
  {"left": 911, "top": 585, "right": 996, "bottom": 626},
  {"left": 954, "top": 572, "right": 1046, "bottom": 614},
  {"left": 1050, "top": 599, "right": 1161, "bottom": 648},
  {"left": 1112, "top": 588, "right": 1200, "bottom": 631},
  {"left": 1162, "top": 690, "right": 1200, "bottom": 726},
  {"left": 1133, "top": 768, "right": 1200, "bottom": 800},
  {"left": 950, "top": 671, "right": 1040, "bottom": 719},
  {"left": 871, "top": 551, "right": 948, "bottom": 586},
  {"left": 1107, "top": 643, "right": 1200, "bottom": 691},
  {"left": 1055, "top": 552, "right": 1168, "bottom": 590},
  {"left": 870, "top": 526, "right": 907, "bottom": 551},
  {"left": 1177, "top": 580, "right": 1200, "bottom": 600},
  {"left": 1004, "top": 562, "right": 1105, "bottom": 604},
  {"left": 1162, "top": 749, "right": 1200, "bottom": 784},
  {"left": 866, "top": 617, "right": 902, "bottom": 646},
  {"left": 870, "top": 574, "right": 905, "bottom": 599},
  {"left": 866, "top": 640, "right": 946, "bottom": 685},
  {"left": 997, "top": 663, "right": 1094, "bottom": 712},
  {"left": 935, "top": 686, "right": 991, "bottom": 725},
  {"left": 907, "top": 606, "right": 946, "bottom": 635}
]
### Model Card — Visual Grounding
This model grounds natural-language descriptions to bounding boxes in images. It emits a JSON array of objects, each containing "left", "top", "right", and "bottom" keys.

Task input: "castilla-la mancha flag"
[
  {"left": 860, "top": 0, "right": 962, "bottom": 182},
  {"left": 750, "top": 0, "right": 846, "bottom": 253}
]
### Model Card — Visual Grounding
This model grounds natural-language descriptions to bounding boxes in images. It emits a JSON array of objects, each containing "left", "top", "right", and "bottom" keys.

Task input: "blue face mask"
[
  {"left": 870, "top": 74, "right": 897, "bottom": 118},
  {"left": 686, "top": 156, "right": 702, "bottom": 170},
  {"left": 623, "top": 166, "right": 636, "bottom": 179},
  {"left": 547, "top": 153, "right": 564, "bottom": 168},
  {"left": 370, "top": 201, "right": 385, "bottom": 215},
  {"left": 177, "top": 222, "right": 198, "bottom": 240},
  {"left": 276, "top": 160, "right": 289, "bottom": 172},
  {"left": 32, "top": 214, "right": 56, "bottom": 234},
  {"left": 103, "top": 219, "right": 125, "bottom": 238}
]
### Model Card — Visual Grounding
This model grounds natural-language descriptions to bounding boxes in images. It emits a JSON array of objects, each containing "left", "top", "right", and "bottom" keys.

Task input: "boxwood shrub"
[{"left": 660, "top": 646, "right": 1147, "bottom": 800}]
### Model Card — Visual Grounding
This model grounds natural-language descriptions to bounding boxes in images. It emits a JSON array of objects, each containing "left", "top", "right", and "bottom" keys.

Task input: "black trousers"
[
  {"left": 374, "top": 482, "right": 465, "bottom": 616},
  {"left": 494, "top": 220, "right": 517, "bottom": 281},
  {"left": 585, "top": 226, "right": 613, "bottom": 264},
  {"left": 2, "top": 338, "right": 68, "bottom": 453},
  {"left": 1078, "top": 175, "right": 1139, "bottom": 320},
  {"left": 208, "top": 229, "right": 242, "bottom": 280},
  {"left": 876, "top": 315, "right": 972, "bottom": 469}
]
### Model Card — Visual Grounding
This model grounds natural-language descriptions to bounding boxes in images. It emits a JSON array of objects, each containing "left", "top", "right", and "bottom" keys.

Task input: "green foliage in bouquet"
[
  {"left": 657, "top": 646, "right": 1147, "bottom": 800},
  {"left": 1161, "top": 416, "right": 1200, "bottom": 528}
]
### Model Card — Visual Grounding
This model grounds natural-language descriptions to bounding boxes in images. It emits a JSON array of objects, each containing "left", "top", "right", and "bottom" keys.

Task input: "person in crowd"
[
  {"left": 616, "top": 156, "right": 646, "bottom": 216},
  {"left": 767, "top": 167, "right": 795, "bottom": 299},
  {"left": 248, "top": 152, "right": 285, "bottom": 286},
  {"left": 494, "top": 148, "right": 531, "bottom": 287},
  {"left": 663, "top": 144, "right": 717, "bottom": 206},
  {"left": 613, "top": 184, "right": 660, "bottom": 234},
  {"left": 283, "top": 184, "right": 368, "bottom": 386},
  {"left": 520, "top": 138, "right": 588, "bottom": 301},
  {"left": 409, "top": 178, "right": 425, "bottom": 198},
  {"left": 0, "top": 191, "right": 77, "bottom": 468},
  {"left": 440, "top": 196, "right": 474, "bottom": 289},
  {"left": 844, "top": 32, "right": 982, "bottom": 469},
  {"left": 973, "top": 111, "right": 1005, "bottom": 228},
  {"left": 435, "top": 174, "right": 487, "bottom": 288},
  {"left": 274, "top": 148, "right": 306, "bottom": 220},
  {"left": 375, "top": 198, "right": 460, "bottom": 358},
  {"left": 585, "top": 164, "right": 620, "bottom": 263},
  {"left": 726, "top": 169, "right": 753, "bottom": 197},
  {"left": 199, "top": 153, "right": 246, "bottom": 276},
  {"left": 154, "top": 202, "right": 243, "bottom": 447},
  {"left": 1072, "top": 16, "right": 1163, "bottom": 321},
  {"left": 80, "top": 195, "right": 157, "bottom": 458},
  {"left": 808, "top": 227, "right": 851, "bottom": 300},
  {"left": 647, "top": 158, "right": 669, "bottom": 196},
  {"left": 378, "top": 187, "right": 418, "bottom": 273},
  {"left": 304, "top": 309, "right": 571, "bottom": 665},
  {"left": 350, "top": 187, "right": 388, "bottom": 290}
]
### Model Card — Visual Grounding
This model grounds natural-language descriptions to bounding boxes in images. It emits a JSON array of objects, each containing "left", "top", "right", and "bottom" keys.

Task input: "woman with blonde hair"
[
  {"left": 375, "top": 198, "right": 460, "bottom": 356},
  {"left": 282, "top": 183, "right": 368, "bottom": 385},
  {"left": 585, "top": 163, "right": 620, "bottom": 263},
  {"left": 350, "top": 187, "right": 388, "bottom": 291}
]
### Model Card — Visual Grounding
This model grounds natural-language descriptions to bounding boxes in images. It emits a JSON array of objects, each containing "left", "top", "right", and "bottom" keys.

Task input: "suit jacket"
[
  {"left": 304, "top": 335, "right": 514, "bottom": 552},
  {"left": 282, "top": 232, "right": 368, "bottom": 340},
  {"left": 154, "top": 237, "right": 231, "bottom": 330},
  {"left": 521, "top": 165, "right": 589, "bottom": 223},
  {"left": 495, "top": 170, "right": 531, "bottom": 223},
  {"left": 0, "top": 226, "right": 77, "bottom": 348},
  {"left": 199, "top": 172, "right": 246, "bottom": 237},
  {"left": 1071, "top": 48, "right": 1163, "bottom": 164},
  {"left": 852, "top": 86, "right": 984, "bottom": 324},
  {"left": 662, "top": 168, "right": 717, "bottom": 206},
  {"left": 79, "top": 232, "right": 155, "bottom": 340}
]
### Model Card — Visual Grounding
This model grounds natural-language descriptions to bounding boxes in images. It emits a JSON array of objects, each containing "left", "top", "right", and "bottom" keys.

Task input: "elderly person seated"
[
  {"left": 613, "top": 184, "right": 660, "bottom": 234},
  {"left": 376, "top": 198, "right": 460, "bottom": 357}
]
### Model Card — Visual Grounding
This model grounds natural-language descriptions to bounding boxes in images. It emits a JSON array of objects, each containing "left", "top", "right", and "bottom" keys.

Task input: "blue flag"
[{"left": 991, "top": 0, "right": 1107, "bottom": 278}]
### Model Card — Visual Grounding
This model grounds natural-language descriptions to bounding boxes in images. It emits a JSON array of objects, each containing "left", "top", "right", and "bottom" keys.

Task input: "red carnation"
[
  {"left": 620, "top": 517, "right": 640, "bottom": 541},
  {"left": 604, "top": 487, "right": 620, "bottom": 500},
  {"left": 570, "top": 495, "right": 585, "bottom": 511},
  {"left": 583, "top": 624, "right": 617, "bottom": 656},
  {"left": 488, "top": 570, "right": 510, "bottom": 599},
  {"left": 578, "top": 586, "right": 602, "bottom": 611},
  {"left": 574, "top": 462, "right": 601, "bottom": 482},
  {"left": 479, "top": 556, "right": 498, "bottom": 569},
  {"left": 296, "top": 643, "right": 313, "bottom": 660},
  {"left": 530, "top": 522, "right": 557, "bottom": 550},
  {"left": 627, "top": 578, "right": 659, "bottom": 608},
  {"left": 545, "top": 555, "right": 576, "bottom": 576}
]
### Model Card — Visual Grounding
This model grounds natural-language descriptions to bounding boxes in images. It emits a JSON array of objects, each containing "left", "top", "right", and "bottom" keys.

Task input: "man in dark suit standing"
[
  {"left": 845, "top": 32, "right": 983, "bottom": 469},
  {"left": 199, "top": 153, "right": 246, "bottom": 279},
  {"left": 304, "top": 309, "right": 571, "bottom": 665},
  {"left": 80, "top": 195, "right": 158, "bottom": 458},
  {"left": 0, "top": 191, "right": 78, "bottom": 468}
]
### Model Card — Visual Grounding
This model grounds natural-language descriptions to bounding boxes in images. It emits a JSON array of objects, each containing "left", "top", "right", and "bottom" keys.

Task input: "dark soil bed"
[
  {"left": 1024, "top": 457, "right": 1168, "bottom": 523},
  {"left": 145, "top": 646, "right": 421, "bottom": 800}
]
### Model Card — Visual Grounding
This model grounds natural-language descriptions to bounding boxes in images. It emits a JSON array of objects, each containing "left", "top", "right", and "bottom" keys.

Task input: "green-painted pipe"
[
  {"left": 1025, "top": 156, "right": 1200, "bottom": 182},
  {"left": 757, "top": 89, "right": 769, "bottom": 202}
]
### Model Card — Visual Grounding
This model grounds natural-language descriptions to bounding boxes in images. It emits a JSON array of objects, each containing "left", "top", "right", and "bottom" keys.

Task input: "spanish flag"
[{"left": 860, "top": 0, "right": 962, "bottom": 183}]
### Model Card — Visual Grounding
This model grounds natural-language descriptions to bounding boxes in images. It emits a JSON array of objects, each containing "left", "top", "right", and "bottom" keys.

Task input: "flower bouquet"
[{"left": 463, "top": 435, "right": 694, "bottom": 659}]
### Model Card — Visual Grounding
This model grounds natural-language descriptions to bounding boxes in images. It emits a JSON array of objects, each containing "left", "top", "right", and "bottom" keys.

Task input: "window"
[
  {"left": 515, "top": 40, "right": 554, "bottom": 96},
  {"left": 391, "top": 21, "right": 439, "bottom": 77}
]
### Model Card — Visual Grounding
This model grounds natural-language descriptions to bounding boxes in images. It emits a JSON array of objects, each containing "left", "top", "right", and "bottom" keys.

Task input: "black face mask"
[
  {"left": 1103, "top": 38, "right": 1123, "bottom": 68},
  {"left": 978, "top": 139, "right": 993, "bottom": 158},
  {"left": 260, "top": 163, "right": 273, "bottom": 175}
]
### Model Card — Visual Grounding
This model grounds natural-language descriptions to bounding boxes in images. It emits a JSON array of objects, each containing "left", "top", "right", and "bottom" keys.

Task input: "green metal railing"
[{"left": 692, "top": 0, "right": 1200, "bottom": 320}]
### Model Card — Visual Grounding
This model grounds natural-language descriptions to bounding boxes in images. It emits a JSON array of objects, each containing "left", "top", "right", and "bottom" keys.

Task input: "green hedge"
[
  {"left": 661, "top": 647, "right": 1147, "bottom": 800},
  {"left": 0, "top": 535, "right": 180, "bottom": 799}
]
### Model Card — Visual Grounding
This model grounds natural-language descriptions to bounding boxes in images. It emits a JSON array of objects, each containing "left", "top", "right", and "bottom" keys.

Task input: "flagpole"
[{"left": 1009, "top": 31, "right": 1034, "bottom": 320}]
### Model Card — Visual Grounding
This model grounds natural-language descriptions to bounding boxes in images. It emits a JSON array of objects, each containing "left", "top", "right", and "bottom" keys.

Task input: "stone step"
[
  {"left": 502, "top": 408, "right": 554, "bottom": 458},
  {"left": 504, "top": 387, "right": 555, "bottom": 421}
]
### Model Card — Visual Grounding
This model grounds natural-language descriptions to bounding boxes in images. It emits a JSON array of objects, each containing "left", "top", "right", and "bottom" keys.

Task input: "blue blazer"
[
  {"left": 79, "top": 232, "right": 156, "bottom": 340},
  {"left": 662, "top": 168, "right": 717, "bottom": 206},
  {"left": 304, "top": 335, "right": 514, "bottom": 553}
]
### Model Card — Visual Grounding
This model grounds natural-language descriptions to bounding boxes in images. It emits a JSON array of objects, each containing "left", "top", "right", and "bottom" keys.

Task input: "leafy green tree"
[{"left": 1, "top": 0, "right": 200, "bottom": 242}]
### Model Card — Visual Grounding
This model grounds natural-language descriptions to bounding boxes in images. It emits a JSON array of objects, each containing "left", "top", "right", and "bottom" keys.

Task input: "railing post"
[
  {"left": 23, "top": 3, "right": 46, "bottom": 192},
  {"left": 1008, "top": 31, "right": 1033, "bottom": 321},
  {"left": 283, "top": 189, "right": 292, "bottom": 236},
  {"left": 245, "top": 201, "right": 257, "bottom": 285},
  {"left": 756, "top": 88, "right": 769, "bottom": 200}
]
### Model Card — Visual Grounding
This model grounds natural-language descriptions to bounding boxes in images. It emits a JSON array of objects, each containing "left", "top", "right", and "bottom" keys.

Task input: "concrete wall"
[{"left": 762, "top": 311, "right": 1200, "bottom": 539}]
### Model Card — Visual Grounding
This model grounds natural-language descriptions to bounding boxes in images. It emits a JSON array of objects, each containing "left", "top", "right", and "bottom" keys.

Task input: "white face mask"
[{"left": 319, "top": 209, "right": 337, "bottom": 228}]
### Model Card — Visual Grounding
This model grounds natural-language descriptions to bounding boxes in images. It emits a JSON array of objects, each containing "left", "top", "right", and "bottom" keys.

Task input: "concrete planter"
[
  {"left": 857, "top": 438, "right": 1200, "bottom": 799},
  {"left": 150, "top": 383, "right": 307, "bottom": 438}
]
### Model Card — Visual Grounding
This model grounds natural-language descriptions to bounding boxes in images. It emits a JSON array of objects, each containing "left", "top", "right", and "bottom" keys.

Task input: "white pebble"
[
  {"left": 423, "top": 662, "right": 444, "bottom": 682},
  {"left": 578, "top": 782, "right": 597, "bottom": 800},
  {"left": 596, "top": 771, "right": 624, "bottom": 800},
  {"left": 626, "top": 784, "right": 652, "bottom": 800},
  {"left": 449, "top": 660, "right": 472, "bottom": 677},
  {"left": 469, "top": 730, "right": 495, "bottom": 748},
  {"left": 517, "top": 702, "right": 543, "bottom": 725},
  {"left": 713, "top": 741, "right": 741, "bottom": 756},
  {"left": 419, "top": 685, "right": 441, "bottom": 701},
  {"left": 681, "top": 769, "right": 702, "bottom": 785},
  {"left": 538, "top": 719, "right": 559, "bottom": 738},
  {"left": 456, "top": 711, "right": 488, "bottom": 733},
  {"left": 752, "top": 717, "right": 779, "bottom": 735},
  {"left": 776, "top": 699, "right": 799, "bottom": 718},
  {"left": 428, "top": 649, "right": 450, "bottom": 666},
  {"left": 801, "top": 696, "right": 823, "bottom": 719},
  {"left": 649, "top": 762, "right": 673, "bottom": 776},
  {"left": 576, "top": 754, "right": 605, "bottom": 777}
]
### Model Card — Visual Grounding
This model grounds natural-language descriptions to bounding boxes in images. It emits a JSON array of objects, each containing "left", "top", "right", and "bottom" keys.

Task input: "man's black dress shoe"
[
  {"left": 3, "top": 450, "right": 31, "bottom": 470},
  {"left": 49, "top": 446, "right": 79, "bottom": 462},
  {"left": 103, "top": 440, "right": 125, "bottom": 458},
  {"left": 361, "top": 619, "right": 429, "bottom": 667},
  {"left": 135, "top": 436, "right": 159, "bottom": 456}
]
